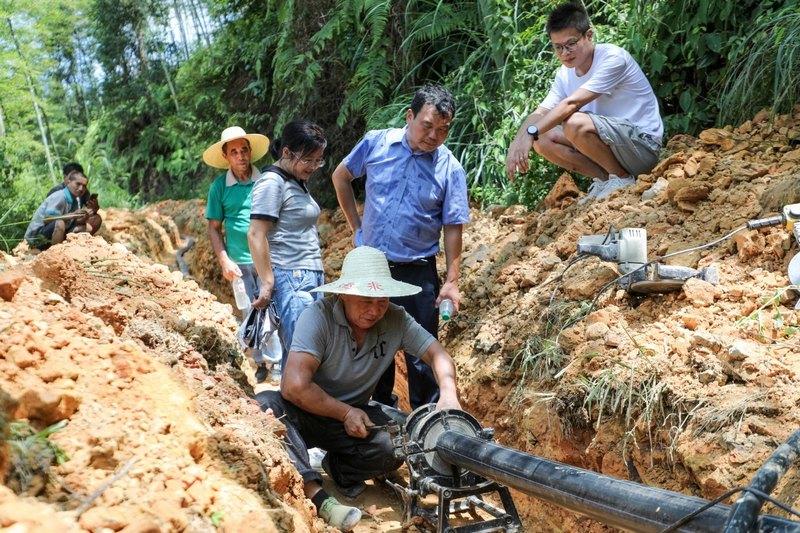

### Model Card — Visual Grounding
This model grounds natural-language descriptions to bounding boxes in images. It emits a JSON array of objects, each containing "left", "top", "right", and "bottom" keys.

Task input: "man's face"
[
  {"left": 341, "top": 294, "right": 390, "bottom": 330},
  {"left": 66, "top": 174, "right": 88, "bottom": 199},
  {"left": 550, "top": 28, "right": 592, "bottom": 69},
  {"left": 405, "top": 103, "right": 452, "bottom": 152},
  {"left": 222, "top": 138, "right": 252, "bottom": 177}
]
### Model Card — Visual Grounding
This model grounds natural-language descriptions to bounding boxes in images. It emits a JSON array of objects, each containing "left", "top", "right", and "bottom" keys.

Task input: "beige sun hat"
[
  {"left": 203, "top": 126, "right": 270, "bottom": 169},
  {"left": 312, "top": 246, "right": 422, "bottom": 298}
]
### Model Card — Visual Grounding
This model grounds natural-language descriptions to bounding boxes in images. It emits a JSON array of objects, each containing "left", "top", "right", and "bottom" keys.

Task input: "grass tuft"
[{"left": 6, "top": 420, "right": 69, "bottom": 495}]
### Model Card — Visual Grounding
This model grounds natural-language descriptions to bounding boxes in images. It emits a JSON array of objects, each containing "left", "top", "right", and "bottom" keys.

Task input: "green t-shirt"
[{"left": 205, "top": 168, "right": 260, "bottom": 264}]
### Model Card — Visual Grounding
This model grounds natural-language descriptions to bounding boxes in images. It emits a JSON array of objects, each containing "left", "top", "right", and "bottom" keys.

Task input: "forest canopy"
[{"left": 1, "top": 0, "right": 798, "bottom": 251}]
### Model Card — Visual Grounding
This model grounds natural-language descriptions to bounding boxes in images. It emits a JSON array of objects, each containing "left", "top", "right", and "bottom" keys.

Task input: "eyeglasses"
[
  {"left": 552, "top": 33, "right": 585, "bottom": 56},
  {"left": 291, "top": 152, "right": 325, "bottom": 168}
]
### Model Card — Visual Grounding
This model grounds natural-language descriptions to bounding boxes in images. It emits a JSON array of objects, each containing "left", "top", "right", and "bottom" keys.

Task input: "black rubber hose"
[
  {"left": 435, "top": 431, "right": 800, "bottom": 533},
  {"left": 724, "top": 430, "right": 800, "bottom": 533},
  {"left": 176, "top": 236, "right": 195, "bottom": 279}
]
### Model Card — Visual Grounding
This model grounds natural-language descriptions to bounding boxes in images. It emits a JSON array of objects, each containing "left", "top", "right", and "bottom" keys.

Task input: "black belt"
[{"left": 388, "top": 256, "right": 435, "bottom": 268}]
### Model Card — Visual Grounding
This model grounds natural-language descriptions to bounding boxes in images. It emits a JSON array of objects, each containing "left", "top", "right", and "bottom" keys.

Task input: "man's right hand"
[
  {"left": 342, "top": 407, "right": 372, "bottom": 439},
  {"left": 251, "top": 284, "right": 272, "bottom": 309},
  {"left": 220, "top": 258, "right": 242, "bottom": 281},
  {"left": 505, "top": 135, "right": 533, "bottom": 181}
]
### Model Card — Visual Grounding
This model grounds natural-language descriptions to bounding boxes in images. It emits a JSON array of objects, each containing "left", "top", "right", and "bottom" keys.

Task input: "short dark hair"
[
  {"left": 269, "top": 120, "right": 327, "bottom": 160},
  {"left": 62, "top": 162, "right": 84, "bottom": 177},
  {"left": 66, "top": 171, "right": 87, "bottom": 182},
  {"left": 546, "top": 2, "right": 590, "bottom": 36},
  {"left": 410, "top": 83, "right": 456, "bottom": 120}
]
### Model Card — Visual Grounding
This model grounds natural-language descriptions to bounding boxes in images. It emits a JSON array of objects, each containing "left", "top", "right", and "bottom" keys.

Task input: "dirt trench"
[{"left": 1, "top": 107, "right": 800, "bottom": 532}]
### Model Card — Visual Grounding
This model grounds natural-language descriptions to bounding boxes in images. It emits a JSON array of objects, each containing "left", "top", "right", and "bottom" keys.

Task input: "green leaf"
[
  {"left": 649, "top": 50, "right": 668, "bottom": 74},
  {"left": 705, "top": 33, "right": 724, "bottom": 53},
  {"left": 679, "top": 90, "right": 696, "bottom": 113}
]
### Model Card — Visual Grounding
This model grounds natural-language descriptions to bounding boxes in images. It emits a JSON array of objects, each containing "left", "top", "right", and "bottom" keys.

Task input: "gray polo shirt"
[
  {"left": 292, "top": 296, "right": 435, "bottom": 405},
  {"left": 250, "top": 168, "right": 323, "bottom": 271}
]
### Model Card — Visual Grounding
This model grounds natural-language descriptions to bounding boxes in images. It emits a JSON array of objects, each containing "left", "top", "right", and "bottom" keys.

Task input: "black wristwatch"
[{"left": 527, "top": 125, "right": 539, "bottom": 141}]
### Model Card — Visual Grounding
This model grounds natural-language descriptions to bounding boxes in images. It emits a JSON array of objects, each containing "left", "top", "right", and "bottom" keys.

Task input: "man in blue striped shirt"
[{"left": 332, "top": 83, "right": 470, "bottom": 409}]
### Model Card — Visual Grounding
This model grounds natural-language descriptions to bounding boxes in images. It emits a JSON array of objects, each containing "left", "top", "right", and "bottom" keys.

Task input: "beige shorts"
[{"left": 589, "top": 114, "right": 662, "bottom": 177}]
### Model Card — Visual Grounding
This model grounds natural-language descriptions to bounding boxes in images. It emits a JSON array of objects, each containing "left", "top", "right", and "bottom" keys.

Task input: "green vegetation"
[
  {"left": 735, "top": 285, "right": 800, "bottom": 341},
  {"left": 5, "top": 420, "right": 69, "bottom": 494},
  {"left": 2, "top": 0, "right": 798, "bottom": 251},
  {"left": 509, "top": 300, "right": 589, "bottom": 405}
]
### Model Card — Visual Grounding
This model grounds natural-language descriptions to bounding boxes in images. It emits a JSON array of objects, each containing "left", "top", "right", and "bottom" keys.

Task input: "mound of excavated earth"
[{"left": 1, "top": 107, "right": 799, "bottom": 532}]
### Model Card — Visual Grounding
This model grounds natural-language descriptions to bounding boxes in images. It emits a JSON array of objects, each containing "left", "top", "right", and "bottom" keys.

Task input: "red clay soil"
[{"left": 1, "top": 107, "right": 799, "bottom": 532}]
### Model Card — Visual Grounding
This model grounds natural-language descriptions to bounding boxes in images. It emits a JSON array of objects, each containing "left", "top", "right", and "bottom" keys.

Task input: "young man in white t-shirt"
[{"left": 506, "top": 2, "right": 663, "bottom": 203}]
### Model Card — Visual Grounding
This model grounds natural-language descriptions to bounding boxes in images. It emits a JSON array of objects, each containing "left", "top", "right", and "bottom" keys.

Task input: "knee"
[
  {"left": 372, "top": 433, "right": 403, "bottom": 471},
  {"left": 87, "top": 215, "right": 102, "bottom": 234},
  {"left": 532, "top": 130, "right": 560, "bottom": 159},
  {"left": 562, "top": 114, "right": 592, "bottom": 142}
]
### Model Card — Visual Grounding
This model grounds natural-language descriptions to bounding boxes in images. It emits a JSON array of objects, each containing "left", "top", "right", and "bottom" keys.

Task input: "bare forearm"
[
  {"left": 248, "top": 221, "right": 274, "bottom": 288},
  {"left": 332, "top": 163, "right": 362, "bottom": 234},
  {"left": 422, "top": 342, "right": 460, "bottom": 408},
  {"left": 207, "top": 222, "right": 229, "bottom": 264},
  {"left": 442, "top": 224, "right": 463, "bottom": 285},
  {"left": 283, "top": 376, "right": 351, "bottom": 421}
]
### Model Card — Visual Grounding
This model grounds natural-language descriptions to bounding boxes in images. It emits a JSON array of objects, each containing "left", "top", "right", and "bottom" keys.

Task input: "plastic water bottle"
[
  {"left": 439, "top": 299, "right": 455, "bottom": 321},
  {"left": 232, "top": 276, "right": 250, "bottom": 310}
]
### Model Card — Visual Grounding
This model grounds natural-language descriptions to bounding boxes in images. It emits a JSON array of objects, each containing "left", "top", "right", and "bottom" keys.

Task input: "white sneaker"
[
  {"left": 270, "top": 364, "right": 282, "bottom": 383},
  {"left": 595, "top": 175, "right": 636, "bottom": 200},
  {"left": 308, "top": 447, "right": 326, "bottom": 473},
  {"left": 578, "top": 178, "right": 607, "bottom": 205}
]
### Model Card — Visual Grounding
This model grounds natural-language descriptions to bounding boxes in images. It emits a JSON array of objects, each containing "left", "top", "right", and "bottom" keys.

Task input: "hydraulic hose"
[
  {"left": 435, "top": 431, "right": 800, "bottom": 533},
  {"left": 724, "top": 430, "right": 800, "bottom": 533},
  {"left": 176, "top": 236, "right": 195, "bottom": 279}
]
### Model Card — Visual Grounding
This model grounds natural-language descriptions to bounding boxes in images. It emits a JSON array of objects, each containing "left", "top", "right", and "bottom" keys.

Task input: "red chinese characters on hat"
[
  {"left": 337, "top": 282, "right": 355, "bottom": 289},
  {"left": 367, "top": 281, "right": 383, "bottom": 291}
]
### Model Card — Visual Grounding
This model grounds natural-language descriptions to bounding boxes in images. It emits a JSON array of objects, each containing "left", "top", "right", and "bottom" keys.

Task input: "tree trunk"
[
  {"left": 5, "top": 17, "right": 57, "bottom": 183},
  {"left": 172, "top": 0, "right": 191, "bottom": 59},
  {"left": 187, "top": 0, "right": 212, "bottom": 47},
  {"left": 0, "top": 100, "right": 6, "bottom": 137}
]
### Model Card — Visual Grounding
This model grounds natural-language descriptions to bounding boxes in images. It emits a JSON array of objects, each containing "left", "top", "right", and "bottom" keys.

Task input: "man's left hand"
[
  {"left": 436, "top": 281, "right": 461, "bottom": 313},
  {"left": 86, "top": 194, "right": 100, "bottom": 212},
  {"left": 436, "top": 393, "right": 462, "bottom": 411}
]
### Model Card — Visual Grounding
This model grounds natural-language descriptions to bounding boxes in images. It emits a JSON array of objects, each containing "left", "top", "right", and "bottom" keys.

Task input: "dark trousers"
[
  {"left": 372, "top": 258, "right": 440, "bottom": 409},
  {"left": 256, "top": 391, "right": 402, "bottom": 486}
]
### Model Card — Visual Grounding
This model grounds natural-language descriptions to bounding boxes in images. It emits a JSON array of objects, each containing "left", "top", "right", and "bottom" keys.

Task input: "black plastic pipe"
[
  {"left": 435, "top": 432, "right": 800, "bottom": 533},
  {"left": 725, "top": 430, "right": 800, "bottom": 533}
]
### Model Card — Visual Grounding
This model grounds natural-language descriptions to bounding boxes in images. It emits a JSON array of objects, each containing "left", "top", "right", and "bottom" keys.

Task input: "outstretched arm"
[
  {"left": 419, "top": 340, "right": 460, "bottom": 410},
  {"left": 506, "top": 89, "right": 601, "bottom": 180}
]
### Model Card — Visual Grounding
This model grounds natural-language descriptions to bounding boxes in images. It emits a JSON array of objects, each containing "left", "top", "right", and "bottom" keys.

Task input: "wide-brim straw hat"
[
  {"left": 203, "top": 126, "right": 270, "bottom": 169},
  {"left": 312, "top": 246, "right": 422, "bottom": 298}
]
